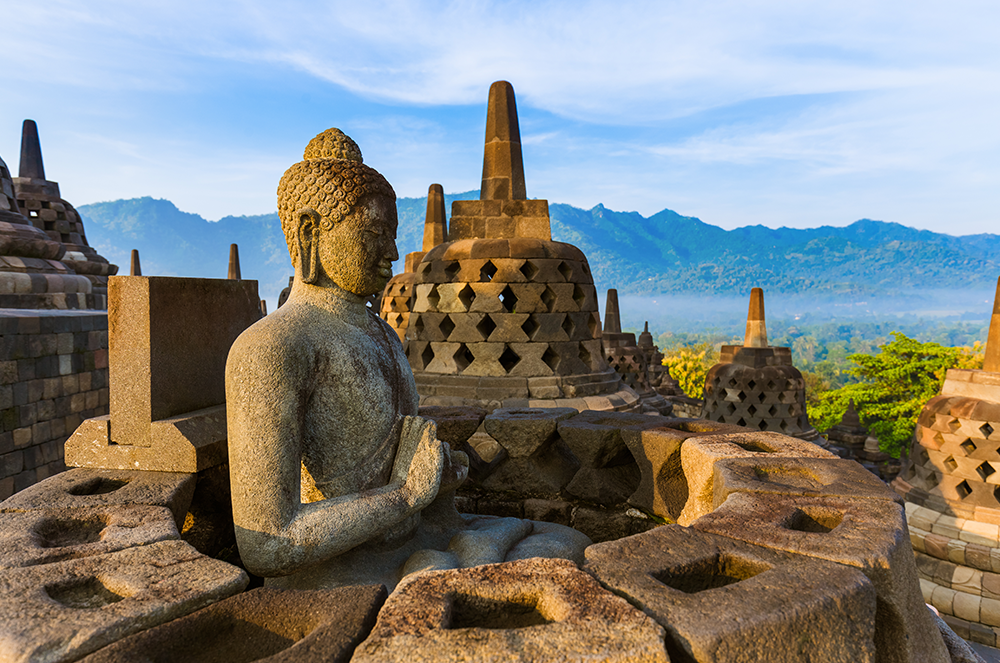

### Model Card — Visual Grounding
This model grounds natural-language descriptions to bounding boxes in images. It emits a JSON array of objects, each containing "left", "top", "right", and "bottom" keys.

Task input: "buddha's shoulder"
[{"left": 228, "top": 302, "right": 339, "bottom": 362}]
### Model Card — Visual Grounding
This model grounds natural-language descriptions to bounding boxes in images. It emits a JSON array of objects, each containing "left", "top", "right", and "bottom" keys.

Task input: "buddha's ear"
[{"left": 296, "top": 208, "right": 322, "bottom": 284}]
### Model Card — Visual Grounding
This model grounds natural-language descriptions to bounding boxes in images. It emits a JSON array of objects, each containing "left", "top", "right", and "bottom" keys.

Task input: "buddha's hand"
[
  {"left": 393, "top": 416, "right": 444, "bottom": 511},
  {"left": 438, "top": 445, "right": 470, "bottom": 494}
]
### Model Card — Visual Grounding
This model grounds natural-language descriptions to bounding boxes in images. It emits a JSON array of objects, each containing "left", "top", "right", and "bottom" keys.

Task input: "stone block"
[
  {"left": 352, "top": 557, "right": 667, "bottom": 663},
  {"left": 557, "top": 410, "right": 676, "bottom": 469},
  {"left": 692, "top": 492, "right": 950, "bottom": 663},
  {"left": 677, "top": 431, "right": 836, "bottom": 525},
  {"left": 0, "top": 504, "right": 178, "bottom": 569},
  {"left": 570, "top": 506, "right": 657, "bottom": 543},
  {"left": 484, "top": 407, "right": 576, "bottom": 458},
  {"left": 77, "top": 586, "right": 387, "bottom": 663},
  {"left": 480, "top": 439, "right": 579, "bottom": 497},
  {"left": 585, "top": 525, "right": 877, "bottom": 663},
  {"left": 0, "top": 467, "right": 195, "bottom": 528},
  {"left": 711, "top": 456, "right": 902, "bottom": 510},
  {"left": 0, "top": 540, "right": 247, "bottom": 663}
]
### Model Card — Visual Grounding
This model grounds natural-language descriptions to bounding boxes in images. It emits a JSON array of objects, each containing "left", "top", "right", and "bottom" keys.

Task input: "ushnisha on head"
[{"left": 277, "top": 128, "right": 398, "bottom": 297}]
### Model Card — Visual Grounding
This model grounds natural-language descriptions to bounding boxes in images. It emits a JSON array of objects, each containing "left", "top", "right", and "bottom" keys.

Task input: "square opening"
[{"left": 653, "top": 553, "right": 772, "bottom": 594}]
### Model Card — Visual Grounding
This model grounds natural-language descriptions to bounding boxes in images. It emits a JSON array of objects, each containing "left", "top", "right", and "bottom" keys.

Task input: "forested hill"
[{"left": 77, "top": 193, "right": 1000, "bottom": 308}]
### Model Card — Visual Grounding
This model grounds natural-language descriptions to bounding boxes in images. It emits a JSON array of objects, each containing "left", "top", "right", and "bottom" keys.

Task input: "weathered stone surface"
[
  {"left": 0, "top": 467, "right": 195, "bottom": 527},
  {"left": 480, "top": 438, "right": 579, "bottom": 496},
  {"left": 929, "top": 610, "right": 988, "bottom": 663},
  {"left": 693, "top": 492, "right": 949, "bottom": 663},
  {"left": 78, "top": 585, "right": 386, "bottom": 663},
  {"left": 485, "top": 407, "right": 576, "bottom": 458},
  {"left": 678, "top": 431, "right": 836, "bottom": 525},
  {"left": 558, "top": 410, "right": 675, "bottom": 468},
  {"left": 585, "top": 525, "right": 877, "bottom": 663},
  {"left": 352, "top": 557, "right": 667, "bottom": 663},
  {"left": 0, "top": 504, "right": 178, "bottom": 569},
  {"left": 712, "top": 456, "right": 902, "bottom": 510},
  {"left": 0, "top": 539, "right": 248, "bottom": 663}
]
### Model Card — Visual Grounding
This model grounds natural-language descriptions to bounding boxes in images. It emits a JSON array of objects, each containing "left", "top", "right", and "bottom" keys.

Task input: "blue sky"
[{"left": 1, "top": 0, "right": 998, "bottom": 234}]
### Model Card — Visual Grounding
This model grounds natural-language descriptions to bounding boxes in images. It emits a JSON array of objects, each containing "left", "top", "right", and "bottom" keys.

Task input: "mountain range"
[{"left": 76, "top": 194, "right": 1000, "bottom": 311}]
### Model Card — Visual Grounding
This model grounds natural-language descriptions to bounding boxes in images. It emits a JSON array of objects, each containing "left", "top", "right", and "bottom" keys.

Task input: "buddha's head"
[{"left": 278, "top": 128, "right": 398, "bottom": 296}]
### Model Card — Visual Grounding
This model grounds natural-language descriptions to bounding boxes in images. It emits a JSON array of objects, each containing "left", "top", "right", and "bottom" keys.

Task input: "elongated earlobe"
[{"left": 297, "top": 209, "right": 321, "bottom": 284}]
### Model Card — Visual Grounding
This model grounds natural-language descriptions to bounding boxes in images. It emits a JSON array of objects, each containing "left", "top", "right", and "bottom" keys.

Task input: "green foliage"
[
  {"left": 660, "top": 342, "right": 722, "bottom": 399},
  {"left": 809, "top": 333, "right": 985, "bottom": 457}
]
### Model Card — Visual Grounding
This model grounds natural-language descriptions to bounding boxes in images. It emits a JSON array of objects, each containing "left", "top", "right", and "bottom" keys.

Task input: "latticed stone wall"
[
  {"left": 406, "top": 238, "right": 603, "bottom": 380},
  {"left": 379, "top": 272, "right": 416, "bottom": 343},
  {"left": 701, "top": 361, "right": 811, "bottom": 436}
]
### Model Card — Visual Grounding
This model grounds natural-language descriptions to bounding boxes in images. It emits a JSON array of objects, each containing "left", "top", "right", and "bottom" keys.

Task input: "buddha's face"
[{"left": 317, "top": 193, "right": 398, "bottom": 296}]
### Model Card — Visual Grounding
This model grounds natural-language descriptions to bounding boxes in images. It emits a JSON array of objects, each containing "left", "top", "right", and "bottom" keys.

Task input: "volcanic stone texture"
[
  {"left": 585, "top": 524, "right": 878, "bottom": 663},
  {"left": 352, "top": 557, "right": 668, "bottom": 663},
  {"left": 77, "top": 586, "right": 387, "bottom": 663}
]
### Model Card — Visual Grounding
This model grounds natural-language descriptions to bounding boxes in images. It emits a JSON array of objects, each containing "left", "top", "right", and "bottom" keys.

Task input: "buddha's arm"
[{"left": 225, "top": 330, "right": 442, "bottom": 577}]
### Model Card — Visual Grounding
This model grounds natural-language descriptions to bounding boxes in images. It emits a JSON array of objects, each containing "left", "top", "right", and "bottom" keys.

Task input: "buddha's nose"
[{"left": 387, "top": 243, "right": 398, "bottom": 262}]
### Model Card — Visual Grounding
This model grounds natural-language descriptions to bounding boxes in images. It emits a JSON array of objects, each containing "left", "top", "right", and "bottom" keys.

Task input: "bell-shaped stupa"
[
  {"left": 600, "top": 290, "right": 671, "bottom": 414},
  {"left": 12, "top": 120, "right": 117, "bottom": 307},
  {"left": 700, "top": 288, "right": 818, "bottom": 440},
  {"left": 404, "top": 82, "right": 638, "bottom": 411}
]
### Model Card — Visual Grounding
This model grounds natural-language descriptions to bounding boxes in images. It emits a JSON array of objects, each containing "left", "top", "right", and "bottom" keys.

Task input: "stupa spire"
[
  {"left": 19, "top": 120, "right": 45, "bottom": 180},
  {"left": 744, "top": 287, "right": 768, "bottom": 348},
  {"left": 423, "top": 183, "right": 447, "bottom": 251},
  {"left": 228, "top": 244, "right": 241, "bottom": 280},
  {"left": 603, "top": 289, "right": 622, "bottom": 334},
  {"left": 985, "top": 276, "right": 1000, "bottom": 372},
  {"left": 481, "top": 81, "right": 526, "bottom": 201},
  {"left": 130, "top": 249, "right": 142, "bottom": 276}
]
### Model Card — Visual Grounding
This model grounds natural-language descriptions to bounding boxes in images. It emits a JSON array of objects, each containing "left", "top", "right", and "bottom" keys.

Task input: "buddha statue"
[{"left": 225, "top": 129, "right": 590, "bottom": 591}]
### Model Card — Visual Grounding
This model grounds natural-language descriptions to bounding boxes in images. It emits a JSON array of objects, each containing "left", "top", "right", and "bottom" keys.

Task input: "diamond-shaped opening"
[
  {"left": 557, "top": 261, "right": 572, "bottom": 281},
  {"left": 747, "top": 380, "right": 756, "bottom": 390},
  {"left": 932, "top": 432, "right": 945, "bottom": 448},
  {"left": 455, "top": 344, "right": 475, "bottom": 372},
  {"left": 572, "top": 284, "right": 586, "bottom": 308},
  {"left": 561, "top": 315, "right": 576, "bottom": 339},
  {"left": 543, "top": 347, "right": 560, "bottom": 371},
  {"left": 439, "top": 315, "right": 456, "bottom": 339},
  {"left": 728, "top": 378, "right": 738, "bottom": 388},
  {"left": 418, "top": 261, "right": 432, "bottom": 274},
  {"left": 961, "top": 439, "right": 977, "bottom": 455},
  {"left": 737, "top": 391, "right": 746, "bottom": 401},
  {"left": 726, "top": 402, "right": 737, "bottom": 415},
  {"left": 918, "top": 448, "right": 931, "bottom": 465},
  {"left": 477, "top": 315, "right": 497, "bottom": 341},
  {"left": 520, "top": 315, "right": 539, "bottom": 339},
  {"left": 444, "top": 261, "right": 460, "bottom": 280},
  {"left": 588, "top": 313, "right": 598, "bottom": 337},
  {"left": 978, "top": 461, "right": 996, "bottom": 481},
  {"left": 414, "top": 316, "right": 425, "bottom": 335},
  {"left": 747, "top": 404, "right": 757, "bottom": 416},
  {"left": 994, "top": 485, "right": 1000, "bottom": 505},
  {"left": 458, "top": 284, "right": 476, "bottom": 310},
  {"left": 427, "top": 285, "right": 441, "bottom": 309},
  {"left": 420, "top": 343, "right": 434, "bottom": 368},
  {"left": 480, "top": 261, "right": 498, "bottom": 282},
  {"left": 944, "top": 455, "right": 958, "bottom": 471},
  {"left": 982, "top": 423, "right": 995, "bottom": 439},
  {"left": 540, "top": 287, "right": 556, "bottom": 312},
  {"left": 757, "top": 420, "right": 768, "bottom": 431},
  {"left": 499, "top": 285, "right": 517, "bottom": 313},
  {"left": 947, "top": 418, "right": 961, "bottom": 432},
  {"left": 736, "top": 418, "right": 747, "bottom": 427},
  {"left": 766, "top": 380, "right": 776, "bottom": 390},
  {"left": 778, "top": 420, "right": 788, "bottom": 431},
  {"left": 768, "top": 405, "right": 778, "bottom": 417},
  {"left": 519, "top": 260, "right": 539, "bottom": 281},
  {"left": 956, "top": 480, "right": 973, "bottom": 499},
  {"left": 499, "top": 345, "right": 521, "bottom": 373},
  {"left": 757, "top": 392, "right": 767, "bottom": 403}
]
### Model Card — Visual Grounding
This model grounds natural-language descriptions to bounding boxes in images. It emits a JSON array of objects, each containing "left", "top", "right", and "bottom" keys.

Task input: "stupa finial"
[
  {"left": 603, "top": 289, "right": 622, "bottom": 334},
  {"left": 481, "top": 81, "right": 526, "bottom": 201},
  {"left": 130, "top": 249, "right": 141, "bottom": 276},
  {"left": 228, "top": 244, "right": 241, "bottom": 280},
  {"left": 985, "top": 276, "right": 1000, "bottom": 372},
  {"left": 744, "top": 287, "right": 768, "bottom": 348},
  {"left": 423, "top": 183, "right": 447, "bottom": 251},
  {"left": 19, "top": 120, "right": 45, "bottom": 180}
]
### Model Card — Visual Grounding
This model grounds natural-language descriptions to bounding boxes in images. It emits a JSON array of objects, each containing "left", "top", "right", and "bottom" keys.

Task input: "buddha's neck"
[{"left": 290, "top": 278, "right": 372, "bottom": 325}]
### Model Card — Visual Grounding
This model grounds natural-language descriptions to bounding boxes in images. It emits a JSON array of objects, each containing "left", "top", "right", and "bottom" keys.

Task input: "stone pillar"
[
  {"left": 480, "top": 81, "right": 526, "bottom": 201},
  {"left": 130, "top": 250, "right": 141, "bottom": 277},
  {"left": 744, "top": 287, "right": 767, "bottom": 348},
  {"left": 422, "top": 183, "right": 447, "bottom": 252},
  {"left": 603, "top": 289, "right": 621, "bottom": 335},
  {"left": 227, "top": 244, "right": 240, "bottom": 280}
]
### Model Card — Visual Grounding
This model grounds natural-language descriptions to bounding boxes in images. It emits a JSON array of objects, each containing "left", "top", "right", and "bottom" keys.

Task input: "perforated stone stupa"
[
  {"left": 600, "top": 289, "right": 671, "bottom": 414},
  {"left": 404, "top": 82, "right": 638, "bottom": 411},
  {"left": 11, "top": 120, "right": 117, "bottom": 307},
  {"left": 701, "top": 288, "right": 819, "bottom": 440}
]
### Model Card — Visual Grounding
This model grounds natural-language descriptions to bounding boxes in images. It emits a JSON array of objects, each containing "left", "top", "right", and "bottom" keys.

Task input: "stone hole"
[
  {"left": 540, "top": 287, "right": 556, "bottom": 313},
  {"left": 653, "top": 553, "right": 772, "bottom": 594},
  {"left": 735, "top": 438, "right": 775, "bottom": 453},
  {"left": 961, "top": 439, "right": 977, "bottom": 455},
  {"left": 427, "top": 285, "right": 441, "bottom": 309},
  {"left": 751, "top": 465, "right": 821, "bottom": 490},
  {"left": 747, "top": 380, "right": 756, "bottom": 390},
  {"left": 444, "top": 261, "right": 460, "bottom": 280},
  {"left": 783, "top": 506, "right": 843, "bottom": 534},
  {"left": 544, "top": 347, "right": 561, "bottom": 371},
  {"left": 588, "top": 313, "right": 598, "bottom": 337},
  {"left": 498, "top": 285, "right": 517, "bottom": 313},
  {"left": 956, "top": 480, "right": 973, "bottom": 499},
  {"left": 44, "top": 575, "right": 130, "bottom": 609},
  {"left": 978, "top": 462, "right": 996, "bottom": 482},
  {"left": 439, "top": 315, "right": 456, "bottom": 339},
  {"left": 994, "top": 485, "right": 1000, "bottom": 506},
  {"left": 418, "top": 261, "right": 432, "bottom": 274},
  {"left": 68, "top": 477, "right": 129, "bottom": 496},
  {"left": 736, "top": 391, "right": 746, "bottom": 401},
  {"left": 499, "top": 346, "right": 521, "bottom": 373},
  {"left": 757, "top": 392, "right": 767, "bottom": 403},
  {"left": 572, "top": 284, "right": 586, "bottom": 309},
  {"left": 725, "top": 402, "right": 736, "bottom": 415},
  {"left": 917, "top": 448, "right": 931, "bottom": 466},
  {"left": 56, "top": 211, "right": 66, "bottom": 221},
  {"left": 766, "top": 380, "right": 776, "bottom": 390},
  {"left": 736, "top": 417, "right": 747, "bottom": 427},
  {"left": 457, "top": 284, "right": 476, "bottom": 310},
  {"left": 420, "top": 344, "right": 434, "bottom": 369},
  {"left": 477, "top": 315, "right": 498, "bottom": 341},
  {"left": 413, "top": 316, "right": 425, "bottom": 335},
  {"left": 519, "top": 260, "right": 539, "bottom": 281},
  {"left": 757, "top": 421, "right": 768, "bottom": 431},
  {"left": 561, "top": 315, "right": 575, "bottom": 339},
  {"left": 455, "top": 345, "right": 475, "bottom": 372},
  {"left": 767, "top": 405, "right": 777, "bottom": 417},
  {"left": 728, "top": 378, "right": 738, "bottom": 388},
  {"left": 40, "top": 201, "right": 50, "bottom": 209},
  {"left": 982, "top": 423, "right": 995, "bottom": 439},
  {"left": 480, "top": 261, "right": 498, "bottom": 282},
  {"left": 447, "top": 593, "right": 553, "bottom": 630},
  {"left": 521, "top": 315, "right": 539, "bottom": 339},
  {"left": 778, "top": 420, "right": 788, "bottom": 431},
  {"left": 947, "top": 417, "right": 961, "bottom": 433},
  {"left": 943, "top": 456, "right": 958, "bottom": 472},
  {"left": 746, "top": 404, "right": 757, "bottom": 417},
  {"left": 557, "top": 261, "right": 572, "bottom": 281},
  {"left": 35, "top": 516, "right": 107, "bottom": 548}
]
